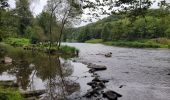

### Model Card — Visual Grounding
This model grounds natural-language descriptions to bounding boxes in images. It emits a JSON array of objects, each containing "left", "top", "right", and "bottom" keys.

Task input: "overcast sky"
[
  {"left": 8, "top": 0, "right": 47, "bottom": 16},
  {"left": 8, "top": 0, "right": 168, "bottom": 27},
  {"left": 8, "top": 0, "right": 166, "bottom": 15}
]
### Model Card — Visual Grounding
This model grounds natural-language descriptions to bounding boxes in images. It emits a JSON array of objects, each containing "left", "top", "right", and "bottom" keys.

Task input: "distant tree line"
[{"left": 66, "top": 8, "right": 170, "bottom": 42}]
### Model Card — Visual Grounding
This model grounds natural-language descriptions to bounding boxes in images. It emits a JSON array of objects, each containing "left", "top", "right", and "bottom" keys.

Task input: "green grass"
[
  {"left": 85, "top": 38, "right": 170, "bottom": 49},
  {"left": 2, "top": 37, "right": 79, "bottom": 55},
  {"left": 107, "top": 41, "right": 161, "bottom": 48},
  {"left": 0, "top": 87, "right": 23, "bottom": 100},
  {"left": 3, "top": 37, "right": 30, "bottom": 47},
  {"left": 85, "top": 39, "right": 103, "bottom": 43}
]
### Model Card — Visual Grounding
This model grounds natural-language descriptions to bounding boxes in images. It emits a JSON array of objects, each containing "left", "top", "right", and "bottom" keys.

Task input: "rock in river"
[
  {"left": 103, "top": 90, "right": 122, "bottom": 100},
  {"left": 87, "top": 63, "right": 107, "bottom": 71},
  {"left": 4, "top": 56, "right": 12, "bottom": 64},
  {"left": 105, "top": 52, "right": 112, "bottom": 57}
]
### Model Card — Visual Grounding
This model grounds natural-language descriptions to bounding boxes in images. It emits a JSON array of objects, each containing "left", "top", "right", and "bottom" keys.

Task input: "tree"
[
  {"left": 102, "top": 23, "right": 112, "bottom": 41},
  {"left": 77, "top": 26, "right": 91, "bottom": 42},
  {"left": 0, "top": 1, "right": 18, "bottom": 40},
  {"left": 0, "top": 0, "right": 9, "bottom": 9},
  {"left": 15, "top": 0, "right": 33, "bottom": 35},
  {"left": 46, "top": 0, "right": 83, "bottom": 49},
  {"left": 36, "top": 11, "right": 59, "bottom": 42}
]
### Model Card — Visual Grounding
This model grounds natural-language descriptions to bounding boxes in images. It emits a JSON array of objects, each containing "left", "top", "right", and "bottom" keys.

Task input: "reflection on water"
[{"left": 0, "top": 46, "right": 88, "bottom": 100}]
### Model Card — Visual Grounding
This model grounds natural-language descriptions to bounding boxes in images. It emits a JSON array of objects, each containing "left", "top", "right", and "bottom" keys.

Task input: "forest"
[
  {"left": 0, "top": 0, "right": 61, "bottom": 43},
  {"left": 66, "top": 8, "right": 170, "bottom": 48}
]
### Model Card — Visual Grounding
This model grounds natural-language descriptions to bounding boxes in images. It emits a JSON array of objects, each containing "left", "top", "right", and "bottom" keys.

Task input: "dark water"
[{"left": 0, "top": 45, "right": 92, "bottom": 100}]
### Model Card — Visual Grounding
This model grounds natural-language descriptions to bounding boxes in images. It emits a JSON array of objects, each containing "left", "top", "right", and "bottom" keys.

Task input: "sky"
[
  {"left": 8, "top": 0, "right": 169, "bottom": 27},
  {"left": 8, "top": 0, "right": 47, "bottom": 16}
]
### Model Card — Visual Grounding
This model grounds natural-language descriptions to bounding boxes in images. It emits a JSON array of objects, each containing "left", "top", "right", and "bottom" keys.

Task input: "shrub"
[{"left": 60, "top": 45, "right": 78, "bottom": 54}]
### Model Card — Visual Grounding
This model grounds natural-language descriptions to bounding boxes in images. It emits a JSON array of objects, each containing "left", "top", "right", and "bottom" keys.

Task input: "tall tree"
[
  {"left": 15, "top": 0, "right": 33, "bottom": 35},
  {"left": 45, "top": 0, "right": 83, "bottom": 49}
]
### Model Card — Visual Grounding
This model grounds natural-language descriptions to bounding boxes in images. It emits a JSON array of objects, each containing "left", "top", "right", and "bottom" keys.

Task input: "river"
[
  {"left": 0, "top": 43, "right": 170, "bottom": 100},
  {"left": 65, "top": 43, "right": 170, "bottom": 100}
]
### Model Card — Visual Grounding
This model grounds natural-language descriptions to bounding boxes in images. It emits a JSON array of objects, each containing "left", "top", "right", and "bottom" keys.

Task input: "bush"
[
  {"left": 60, "top": 45, "right": 79, "bottom": 54},
  {"left": 168, "top": 45, "right": 170, "bottom": 48}
]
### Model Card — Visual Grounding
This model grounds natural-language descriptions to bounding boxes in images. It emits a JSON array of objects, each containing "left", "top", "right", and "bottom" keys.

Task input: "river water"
[
  {"left": 65, "top": 43, "right": 170, "bottom": 100},
  {"left": 0, "top": 43, "right": 170, "bottom": 100}
]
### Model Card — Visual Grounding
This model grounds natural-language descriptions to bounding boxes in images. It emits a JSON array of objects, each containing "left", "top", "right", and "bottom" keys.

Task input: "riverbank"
[
  {"left": 2, "top": 37, "right": 79, "bottom": 56},
  {"left": 85, "top": 38, "right": 170, "bottom": 49},
  {"left": 0, "top": 87, "right": 23, "bottom": 100}
]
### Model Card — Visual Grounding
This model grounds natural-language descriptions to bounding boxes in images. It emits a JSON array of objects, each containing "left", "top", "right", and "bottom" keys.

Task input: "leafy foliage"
[
  {"left": 68, "top": 8, "right": 170, "bottom": 42},
  {"left": 0, "top": 87, "right": 23, "bottom": 100}
]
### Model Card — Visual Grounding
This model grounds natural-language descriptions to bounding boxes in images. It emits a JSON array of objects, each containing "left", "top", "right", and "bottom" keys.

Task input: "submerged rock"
[
  {"left": 87, "top": 64, "right": 107, "bottom": 71},
  {"left": 103, "top": 90, "right": 122, "bottom": 100},
  {"left": 4, "top": 56, "right": 12, "bottom": 64},
  {"left": 84, "top": 88, "right": 100, "bottom": 98},
  {"left": 105, "top": 52, "right": 112, "bottom": 57},
  {"left": 92, "top": 77, "right": 109, "bottom": 83}
]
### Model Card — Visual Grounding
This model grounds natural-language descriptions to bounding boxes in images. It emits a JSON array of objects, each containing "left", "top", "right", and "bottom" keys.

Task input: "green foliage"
[
  {"left": 15, "top": 0, "right": 33, "bottom": 35},
  {"left": 77, "top": 27, "right": 91, "bottom": 42},
  {"left": 110, "top": 41, "right": 161, "bottom": 48},
  {"left": 165, "top": 26, "right": 170, "bottom": 38},
  {"left": 30, "top": 25, "right": 47, "bottom": 44},
  {"left": 36, "top": 11, "right": 51, "bottom": 35},
  {"left": 103, "top": 38, "right": 170, "bottom": 48},
  {"left": 3, "top": 37, "right": 30, "bottom": 47},
  {"left": 0, "top": 87, "right": 23, "bottom": 100},
  {"left": 101, "top": 23, "right": 112, "bottom": 41},
  {"left": 0, "top": 9, "right": 18, "bottom": 39},
  {"left": 70, "top": 9, "right": 170, "bottom": 43},
  {"left": 60, "top": 45, "right": 79, "bottom": 55}
]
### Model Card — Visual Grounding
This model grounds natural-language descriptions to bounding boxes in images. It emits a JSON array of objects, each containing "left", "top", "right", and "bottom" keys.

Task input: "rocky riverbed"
[{"left": 65, "top": 43, "right": 170, "bottom": 100}]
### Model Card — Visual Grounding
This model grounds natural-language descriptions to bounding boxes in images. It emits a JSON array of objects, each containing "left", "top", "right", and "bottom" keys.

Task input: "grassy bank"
[
  {"left": 2, "top": 38, "right": 79, "bottom": 55},
  {"left": 0, "top": 87, "right": 23, "bottom": 100},
  {"left": 85, "top": 38, "right": 170, "bottom": 49},
  {"left": 85, "top": 39, "right": 103, "bottom": 43},
  {"left": 3, "top": 38, "right": 30, "bottom": 47}
]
